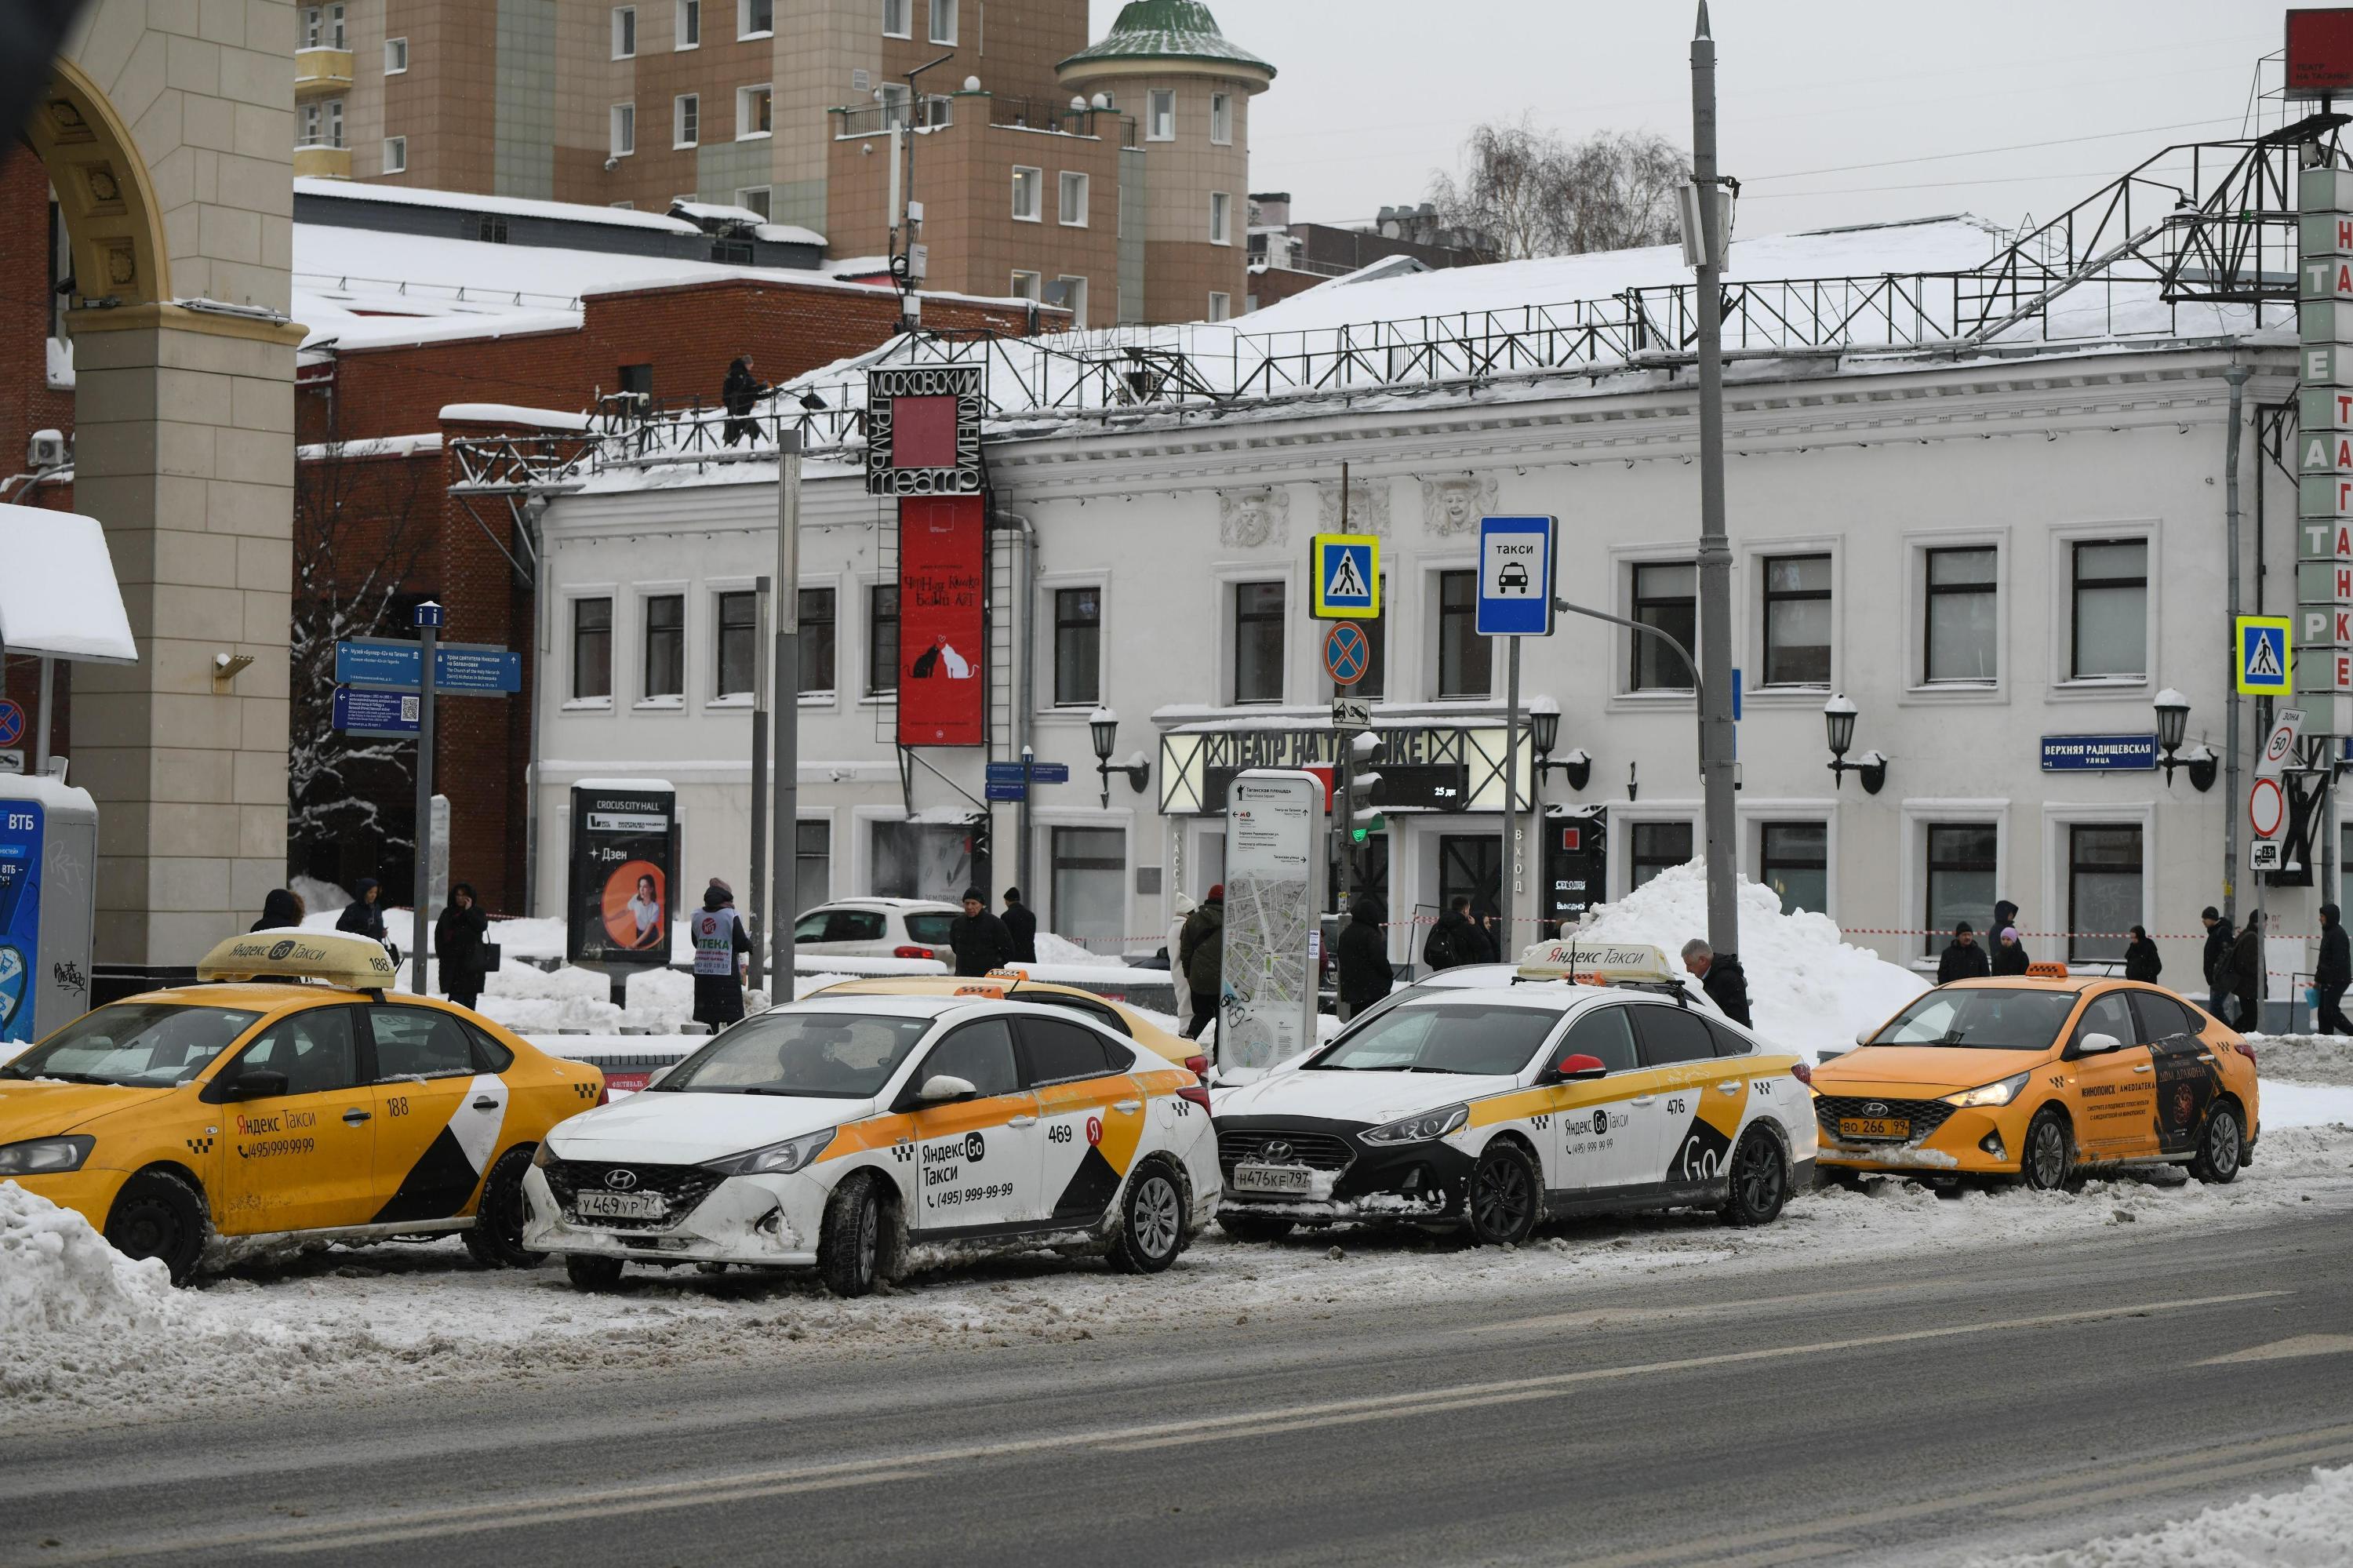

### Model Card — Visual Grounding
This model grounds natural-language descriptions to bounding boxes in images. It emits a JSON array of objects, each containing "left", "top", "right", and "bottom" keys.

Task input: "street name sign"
[{"left": 336, "top": 638, "right": 522, "bottom": 696}]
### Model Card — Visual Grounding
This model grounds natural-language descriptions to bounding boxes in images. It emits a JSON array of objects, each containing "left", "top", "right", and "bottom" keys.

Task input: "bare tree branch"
[{"left": 1430, "top": 118, "right": 1689, "bottom": 261}]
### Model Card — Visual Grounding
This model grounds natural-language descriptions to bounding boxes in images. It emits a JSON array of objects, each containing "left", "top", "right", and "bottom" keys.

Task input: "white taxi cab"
[
  {"left": 522, "top": 993, "right": 1218, "bottom": 1295},
  {"left": 1212, "top": 944, "right": 1815, "bottom": 1243}
]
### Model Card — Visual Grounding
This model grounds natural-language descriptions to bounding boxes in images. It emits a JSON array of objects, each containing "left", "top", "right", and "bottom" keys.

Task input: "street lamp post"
[
  {"left": 1823, "top": 694, "right": 1888, "bottom": 795},
  {"left": 1689, "top": 2, "right": 1739, "bottom": 955},
  {"left": 2154, "top": 688, "right": 2217, "bottom": 791},
  {"left": 1089, "top": 707, "right": 1148, "bottom": 809}
]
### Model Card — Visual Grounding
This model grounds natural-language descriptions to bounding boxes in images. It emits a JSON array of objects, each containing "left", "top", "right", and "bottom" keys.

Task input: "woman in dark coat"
[
  {"left": 1989, "top": 926, "right": 2031, "bottom": 977},
  {"left": 253, "top": 888, "right": 304, "bottom": 931},
  {"left": 2122, "top": 925, "right": 2162, "bottom": 984},
  {"left": 336, "top": 877, "right": 387, "bottom": 940},
  {"left": 689, "top": 879, "right": 753, "bottom": 1031},
  {"left": 1335, "top": 895, "right": 1394, "bottom": 1019},
  {"left": 2231, "top": 912, "right": 2265, "bottom": 1031},
  {"left": 435, "top": 882, "right": 489, "bottom": 1011}
]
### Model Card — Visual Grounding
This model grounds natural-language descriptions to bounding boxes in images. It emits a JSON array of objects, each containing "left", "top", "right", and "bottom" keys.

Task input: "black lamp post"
[
  {"left": 1824, "top": 694, "right": 1886, "bottom": 794},
  {"left": 1527, "top": 704, "right": 1591, "bottom": 791},
  {"left": 1089, "top": 706, "right": 1149, "bottom": 808},
  {"left": 2154, "top": 688, "right": 2217, "bottom": 791}
]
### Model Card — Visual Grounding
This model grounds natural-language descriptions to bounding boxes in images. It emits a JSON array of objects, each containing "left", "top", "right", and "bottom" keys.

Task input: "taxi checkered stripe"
[{"left": 185, "top": 1135, "right": 214, "bottom": 1155}]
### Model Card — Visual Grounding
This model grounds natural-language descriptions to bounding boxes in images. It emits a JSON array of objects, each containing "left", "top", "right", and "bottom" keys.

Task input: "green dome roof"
[{"left": 1059, "top": 0, "right": 1275, "bottom": 79}]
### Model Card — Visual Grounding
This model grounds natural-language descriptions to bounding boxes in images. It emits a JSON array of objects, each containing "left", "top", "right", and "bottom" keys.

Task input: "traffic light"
[{"left": 1341, "top": 729, "right": 1382, "bottom": 845}]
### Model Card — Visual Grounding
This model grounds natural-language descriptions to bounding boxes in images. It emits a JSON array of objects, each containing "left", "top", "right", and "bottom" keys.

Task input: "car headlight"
[
  {"left": 532, "top": 1141, "right": 558, "bottom": 1169},
  {"left": 704, "top": 1127, "right": 835, "bottom": 1177},
  {"left": 1944, "top": 1071, "right": 2031, "bottom": 1109},
  {"left": 1361, "top": 1104, "right": 1470, "bottom": 1145},
  {"left": 0, "top": 1135, "right": 95, "bottom": 1176}
]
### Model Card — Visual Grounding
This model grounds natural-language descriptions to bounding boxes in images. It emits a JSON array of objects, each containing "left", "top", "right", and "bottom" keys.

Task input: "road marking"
[
  {"left": 1992, "top": 1439, "right": 2353, "bottom": 1519},
  {"left": 1470, "top": 1282, "right": 1920, "bottom": 1334},
  {"left": 2201, "top": 1333, "right": 2353, "bottom": 1365}
]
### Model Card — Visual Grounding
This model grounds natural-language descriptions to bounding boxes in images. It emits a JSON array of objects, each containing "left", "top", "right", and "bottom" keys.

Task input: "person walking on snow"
[
  {"left": 1177, "top": 885, "right": 1225, "bottom": 1041},
  {"left": 2231, "top": 911, "right": 2266, "bottom": 1031},
  {"left": 2201, "top": 906, "right": 2233, "bottom": 1023},
  {"left": 1335, "top": 895, "right": 1394, "bottom": 1020},
  {"left": 691, "top": 879, "right": 753, "bottom": 1031},
  {"left": 1680, "top": 939, "right": 1753, "bottom": 1027},
  {"left": 721, "top": 356, "right": 769, "bottom": 446},
  {"left": 2122, "top": 925, "right": 2162, "bottom": 984},
  {"left": 435, "top": 882, "right": 489, "bottom": 1012},
  {"left": 336, "top": 877, "right": 400, "bottom": 964},
  {"left": 1164, "top": 892, "right": 1196, "bottom": 1035},
  {"left": 1937, "top": 922, "right": 1990, "bottom": 984},
  {"left": 1000, "top": 888, "right": 1038, "bottom": 964},
  {"left": 1990, "top": 926, "right": 2031, "bottom": 977},
  {"left": 2316, "top": 904, "right": 2351, "bottom": 1036},
  {"left": 947, "top": 887, "right": 1015, "bottom": 977}
]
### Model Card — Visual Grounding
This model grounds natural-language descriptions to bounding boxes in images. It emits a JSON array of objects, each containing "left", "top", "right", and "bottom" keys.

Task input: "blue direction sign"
[
  {"left": 985, "top": 760, "right": 1071, "bottom": 785},
  {"left": 984, "top": 780, "right": 1027, "bottom": 802},
  {"left": 333, "top": 686, "right": 420, "bottom": 737},
  {"left": 2040, "top": 733, "right": 2158, "bottom": 773},
  {"left": 1475, "top": 515, "right": 1557, "bottom": 637},
  {"left": 336, "top": 639, "right": 522, "bottom": 696}
]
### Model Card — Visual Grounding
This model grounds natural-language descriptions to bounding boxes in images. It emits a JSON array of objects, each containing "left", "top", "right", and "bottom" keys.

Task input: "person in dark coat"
[
  {"left": 2201, "top": 905, "right": 2233, "bottom": 1023},
  {"left": 2122, "top": 925, "right": 2162, "bottom": 984},
  {"left": 1937, "top": 922, "right": 1990, "bottom": 984},
  {"left": 1680, "top": 939, "right": 1753, "bottom": 1027},
  {"left": 435, "top": 882, "right": 489, "bottom": 1011},
  {"left": 1989, "top": 926, "right": 2030, "bottom": 976},
  {"left": 2231, "top": 911, "right": 2266, "bottom": 1031},
  {"left": 1334, "top": 895, "right": 1394, "bottom": 1020},
  {"left": 253, "top": 888, "right": 305, "bottom": 931},
  {"left": 1001, "top": 888, "right": 1038, "bottom": 964},
  {"left": 721, "top": 356, "right": 768, "bottom": 446},
  {"left": 2317, "top": 903, "right": 2352, "bottom": 1036},
  {"left": 1177, "top": 885, "right": 1226, "bottom": 1041},
  {"left": 1422, "top": 897, "right": 1493, "bottom": 972},
  {"left": 690, "top": 879, "right": 754, "bottom": 1031},
  {"left": 947, "top": 886, "right": 1015, "bottom": 977},
  {"left": 1991, "top": 900, "right": 2031, "bottom": 969},
  {"left": 336, "top": 878, "right": 387, "bottom": 940}
]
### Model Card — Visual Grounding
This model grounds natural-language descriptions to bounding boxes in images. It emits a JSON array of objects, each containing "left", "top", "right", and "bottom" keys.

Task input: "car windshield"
[
  {"left": 1310, "top": 1003, "right": 1558, "bottom": 1076},
  {"left": 0, "top": 1002, "right": 263, "bottom": 1087},
  {"left": 904, "top": 913, "right": 957, "bottom": 945},
  {"left": 1867, "top": 989, "right": 2080, "bottom": 1052},
  {"left": 654, "top": 1011, "right": 934, "bottom": 1097}
]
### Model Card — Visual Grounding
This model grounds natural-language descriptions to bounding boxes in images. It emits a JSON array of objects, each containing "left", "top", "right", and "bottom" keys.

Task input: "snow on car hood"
[
  {"left": 547, "top": 1090, "right": 875, "bottom": 1166},
  {"left": 1216, "top": 1068, "right": 1522, "bottom": 1127}
]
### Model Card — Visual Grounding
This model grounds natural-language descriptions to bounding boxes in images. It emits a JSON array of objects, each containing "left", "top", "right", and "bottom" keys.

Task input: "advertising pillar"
[
  {"left": 2289, "top": 165, "right": 2353, "bottom": 886},
  {"left": 566, "top": 780, "right": 680, "bottom": 973},
  {"left": 0, "top": 775, "right": 100, "bottom": 1046}
]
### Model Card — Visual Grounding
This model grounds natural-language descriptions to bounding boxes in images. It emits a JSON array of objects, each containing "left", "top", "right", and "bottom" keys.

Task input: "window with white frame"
[
  {"left": 326, "top": 98, "right": 344, "bottom": 147},
  {"left": 882, "top": 0, "right": 911, "bottom": 36},
  {"left": 613, "top": 6, "right": 637, "bottom": 57},
  {"left": 382, "top": 135, "right": 407, "bottom": 173},
  {"left": 1922, "top": 822, "right": 1996, "bottom": 958},
  {"left": 796, "top": 820, "right": 831, "bottom": 911},
  {"left": 2068, "top": 824, "right": 2142, "bottom": 962},
  {"left": 1049, "top": 275, "right": 1088, "bottom": 326},
  {"left": 1629, "top": 561, "right": 1696, "bottom": 691},
  {"left": 1207, "top": 291, "right": 1231, "bottom": 322},
  {"left": 867, "top": 584, "right": 899, "bottom": 695},
  {"left": 929, "top": 0, "right": 958, "bottom": 44},
  {"left": 736, "top": 83, "right": 771, "bottom": 137},
  {"left": 1760, "top": 823, "right": 1827, "bottom": 915},
  {"left": 1923, "top": 545, "right": 1997, "bottom": 683},
  {"left": 1147, "top": 89, "right": 1174, "bottom": 140},
  {"left": 1009, "top": 270, "right": 1042, "bottom": 301},
  {"left": 715, "top": 590, "right": 758, "bottom": 698},
  {"left": 2069, "top": 538, "right": 2148, "bottom": 680},
  {"left": 740, "top": 0, "right": 773, "bottom": 37},
  {"left": 573, "top": 598, "right": 613, "bottom": 700},
  {"left": 1631, "top": 822, "right": 1693, "bottom": 890},
  {"left": 1210, "top": 91, "right": 1232, "bottom": 144},
  {"left": 384, "top": 36, "right": 409, "bottom": 72},
  {"left": 1011, "top": 166, "right": 1042, "bottom": 221},
  {"left": 1054, "top": 586, "right": 1101, "bottom": 706},
  {"left": 674, "top": 93, "right": 699, "bottom": 147},
  {"left": 1759, "top": 552, "right": 1831, "bottom": 686},
  {"left": 643, "top": 594, "right": 684, "bottom": 699},
  {"left": 1059, "top": 170, "right": 1089, "bottom": 226},
  {"left": 737, "top": 186, "right": 771, "bottom": 220},
  {"left": 1209, "top": 191, "right": 1232, "bottom": 244},
  {"left": 799, "top": 588, "right": 836, "bottom": 694},
  {"left": 1436, "top": 569, "right": 1491, "bottom": 698},
  {"left": 610, "top": 102, "right": 635, "bottom": 156},
  {"left": 1052, "top": 827, "right": 1127, "bottom": 953},
  {"left": 1233, "top": 581, "right": 1285, "bottom": 704},
  {"left": 676, "top": 0, "right": 700, "bottom": 47},
  {"left": 300, "top": 3, "right": 347, "bottom": 49},
  {"left": 877, "top": 82, "right": 910, "bottom": 127}
]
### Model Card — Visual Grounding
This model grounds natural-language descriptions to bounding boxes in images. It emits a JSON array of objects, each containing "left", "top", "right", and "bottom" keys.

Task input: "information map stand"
[{"left": 1219, "top": 769, "right": 1326, "bottom": 1077}]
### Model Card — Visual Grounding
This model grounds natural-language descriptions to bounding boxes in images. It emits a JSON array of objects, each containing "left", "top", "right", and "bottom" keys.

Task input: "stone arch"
[{"left": 23, "top": 55, "right": 173, "bottom": 312}]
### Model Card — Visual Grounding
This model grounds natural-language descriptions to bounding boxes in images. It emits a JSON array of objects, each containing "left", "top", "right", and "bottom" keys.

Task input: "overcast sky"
[{"left": 1089, "top": 0, "right": 2286, "bottom": 238}]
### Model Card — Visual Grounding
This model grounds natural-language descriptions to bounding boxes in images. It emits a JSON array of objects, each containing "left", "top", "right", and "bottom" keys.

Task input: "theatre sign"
[{"left": 1157, "top": 723, "right": 1529, "bottom": 816}]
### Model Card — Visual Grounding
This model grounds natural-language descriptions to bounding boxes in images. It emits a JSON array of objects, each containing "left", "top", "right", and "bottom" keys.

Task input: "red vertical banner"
[{"left": 897, "top": 494, "right": 987, "bottom": 746}]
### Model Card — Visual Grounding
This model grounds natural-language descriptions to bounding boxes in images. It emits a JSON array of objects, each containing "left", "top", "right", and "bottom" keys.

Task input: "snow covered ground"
[
  {"left": 8, "top": 1120, "right": 2352, "bottom": 1432},
  {"left": 1969, "top": 1462, "right": 2353, "bottom": 1567}
]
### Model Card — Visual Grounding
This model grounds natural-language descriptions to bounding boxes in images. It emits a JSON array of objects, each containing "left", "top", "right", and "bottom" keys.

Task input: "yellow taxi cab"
[
  {"left": 1813, "top": 965, "right": 2260, "bottom": 1191},
  {"left": 0, "top": 930, "right": 605, "bottom": 1282},
  {"left": 806, "top": 971, "right": 1205, "bottom": 1078}
]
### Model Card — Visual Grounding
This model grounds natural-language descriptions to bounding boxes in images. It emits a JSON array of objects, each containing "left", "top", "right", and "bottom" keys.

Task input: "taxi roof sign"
[
  {"left": 1515, "top": 940, "right": 1680, "bottom": 986},
  {"left": 2023, "top": 962, "right": 2072, "bottom": 980},
  {"left": 196, "top": 929, "right": 398, "bottom": 990}
]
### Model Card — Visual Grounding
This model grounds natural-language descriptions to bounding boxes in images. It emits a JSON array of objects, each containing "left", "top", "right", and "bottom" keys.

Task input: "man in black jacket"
[
  {"left": 2318, "top": 903, "right": 2351, "bottom": 1035},
  {"left": 1000, "top": 888, "right": 1038, "bottom": 963},
  {"left": 1422, "top": 897, "right": 1494, "bottom": 972},
  {"left": 2200, "top": 906, "right": 2232, "bottom": 1023},
  {"left": 947, "top": 887, "right": 1015, "bottom": 977},
  {"left": 1680, "top": 939, "right": 1753, "bottom": 1027},
  {"left": 1335, "top": 895, "right": 1394, "bottom": 1019},
  {"left": 1937, "top": 922, "right": 1990, "bottom": 984},
  {"left": 2231, "top": 911, "right": 2265, "bottom": 1031}
]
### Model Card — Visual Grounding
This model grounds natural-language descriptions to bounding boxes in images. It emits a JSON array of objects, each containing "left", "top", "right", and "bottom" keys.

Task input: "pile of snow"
[
  {"left": 1973, "top": 1462, "right": 2353, "bottom": 1567},
  {"left": 1565, "top": 861, "right": 1928, "bottom": 1061},
  {"left": 2239, "top": 1035, "right": 2353, "bottom": 1088},
  {"left": 1035, "top": 933, "right": 1119, "bottom": 967},
  {"left": 0, "top": 1183, "right": 172, "bottom": 1337},
  {"left": 473, "top": 963, "right": 624, "bottom": 1034},
  {"left": 287, "top": 875, "right": 351, "bottom": 921}
]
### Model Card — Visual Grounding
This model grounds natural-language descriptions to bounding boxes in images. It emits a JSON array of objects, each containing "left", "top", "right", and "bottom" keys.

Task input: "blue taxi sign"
[{"left": 1475, "top": 515, "right": 1557, "bottom": 637}]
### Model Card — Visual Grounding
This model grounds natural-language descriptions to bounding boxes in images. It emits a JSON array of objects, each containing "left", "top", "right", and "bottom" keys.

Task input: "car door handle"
[
  {"left": 2131, "top": 1064, "right": 2152, "bottom": 1074},
  {"left": 1715, "top": 1081, "right": 1740, "bottom": 1093},
  {"left": 1631, "top": 1095, "right": 1657, "bottom": 1106},
  {"left": 344, "top": 1108, "right": 372, "bottom": 1124},
  {"left": 2197, "top": 1053, "right": 2216, "bottom": 1063},
  {"left": 1007, "top": 1114, "right": 1038, "bottom": 1128},
  {"left": 1114, "top": 1099, "right": 1143, "bottom": 1114},
  {"left": 471, "top": 1096, "right": 500, "bottom": 1111}
]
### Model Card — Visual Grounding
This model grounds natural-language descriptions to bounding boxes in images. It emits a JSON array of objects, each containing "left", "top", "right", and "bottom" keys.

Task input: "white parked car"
[
  {"left": 790, "top": 897, "right": 963, "bottom": 962},
  {"left": 523, "top": 994, "right": 1218, "bottom": 1295}
]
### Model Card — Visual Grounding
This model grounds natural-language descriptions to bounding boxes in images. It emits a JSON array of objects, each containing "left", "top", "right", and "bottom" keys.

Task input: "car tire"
[
  {"left": 462, "top": 1146, "right": 544, "bottom": 1269},
  {"left": 818, "top": 1173, "right": 888, "bottom": 1297},
  {"left": 1216, "top": 1211, "right": 1296, "bottom": 1243},
  {"left": 1107, "top": 1159, "right": 1187, "bottom": 1275},
  {"left": 2188, "top": 1101, "right": 2245, "bottom": 1185},
  {"left": 563, "top": 1253, "right": 624, "bottom": 1292},
  {"left": 1466, "top": 1140, "right": 1543, "bottom": 1246},
  {"left": 1719, "top": 1126, "right": 1790, "bottom": 1228},
  {"left": 2019, "top": 1106, "right": 2075, "bottom": 1193},
  {"left": 105, "top": 1168, "right": 208, "bottom": 1286}
]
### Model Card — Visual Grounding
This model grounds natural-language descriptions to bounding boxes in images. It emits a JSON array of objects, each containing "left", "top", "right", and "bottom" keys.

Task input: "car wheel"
[
  {"left": 1107, "top": 1160, "right": 1187, "bottom": 1275},
  {"left": 462, "top": 1146, "right": 545, "bottom": 1269},
  {"left": 1217, "top": 1211, "right": 1296, "bottom": 1243},
  {"left": 105, "top": 1168, "right": 208, "bottom": 1286},
  {"left": 1466, "top": 1141, "right": 1542, "bottom": 1246},
  {"left": 1719, "top": 1127, "right": 1790, "bottom": 1228},
  {"left": 2018, "top": 1106, "right": 2075, "bottom": 1193},
  {"left": 2189, "top": 1101, "right": 2244, "bottom": 1185},
  {"left": 564, "top": 1253, "right": 624, "bottom": 1292},
  {"left": 819, "top": 1173, "right": 887, "bottom": 1297}
]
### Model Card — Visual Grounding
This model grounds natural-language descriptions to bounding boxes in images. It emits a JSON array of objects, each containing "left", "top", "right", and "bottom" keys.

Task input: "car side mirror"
[
  {"left": 2075, "top": 1031, "right": 2122, "bottom": 1057},
  {"left": 224, "top": 1068, "right": 289, "bottom": 1101},
  {"left": 915, "top": 1074, "right": 977, "bottom": 1104},
  {"left": 1547, "top": 1052, "right": 1609, "bottom": 1082},
  {"left": 1854, "top": 1028, "right": 1876, "bottom": 1049}
]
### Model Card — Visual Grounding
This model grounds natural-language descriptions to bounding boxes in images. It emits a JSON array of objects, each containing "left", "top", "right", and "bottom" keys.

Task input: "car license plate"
[
  {"left": 574, "top": 1189, "right": 666, "bottom": 1221},
  {"left": 1838, "top": 1117, "right": 1909, "bottom": 1141},
  {"left": 1234, "top": 1163, "right": 1314, "bottom": 1194}
]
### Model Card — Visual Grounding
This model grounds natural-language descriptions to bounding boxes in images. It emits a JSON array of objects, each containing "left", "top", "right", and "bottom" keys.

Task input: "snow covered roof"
[
  {"left": 1059, "top": 0, "right": 1275, "bottom": 79},
  {"left": 296, "top": 176, "right": 707, "bottom": 236},
  {"left": 667, "top": 198, "right": 827, "bottom": 247},
  {"left": 0, "top": 504, "right": 139, "bottom": 664}
]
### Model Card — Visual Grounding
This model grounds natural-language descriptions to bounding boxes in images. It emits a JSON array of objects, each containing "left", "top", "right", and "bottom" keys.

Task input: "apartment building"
[{"left": 294, "top": 0, "right": 1274, "bottom": 324}]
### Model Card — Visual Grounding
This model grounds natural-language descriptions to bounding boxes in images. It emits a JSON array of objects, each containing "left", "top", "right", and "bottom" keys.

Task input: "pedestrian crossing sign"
[
  {"left": 1311, "top": 534, "right": 1380, "bottom": 620},
  {"left": 2236, "top": 615, "right": 2293, "bottom": 695}
]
